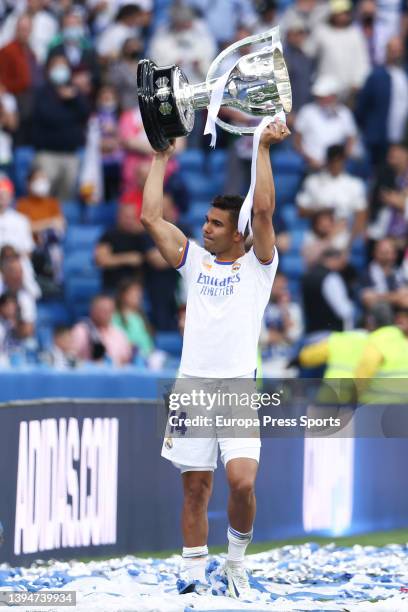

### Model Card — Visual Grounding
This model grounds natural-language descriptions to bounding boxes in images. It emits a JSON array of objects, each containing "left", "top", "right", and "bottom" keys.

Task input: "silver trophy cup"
[{"left": 137, "top": 27, "right": 292, "bottom": 151}]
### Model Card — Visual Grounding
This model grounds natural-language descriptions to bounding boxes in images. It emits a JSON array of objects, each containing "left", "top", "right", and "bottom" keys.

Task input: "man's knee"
[
  {"left": 228, "top": 476, "right": 255, "bottom": 499},
  {"left": 183, "top": 473, "right": 213, "bottom": 509}
]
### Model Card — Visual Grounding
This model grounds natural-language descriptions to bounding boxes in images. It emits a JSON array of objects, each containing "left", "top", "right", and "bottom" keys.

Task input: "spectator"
[
  {"left": 0, "top": 292, "right": 23, "bottom": 360},
  {"left": 0, "top": 176, "right": 39, "bottom": 294},
  {"left": 95, "top": 84, "right": 123, "bottom": 200},
  {"left": 294, "top": 75, "right": 358, "bottom": 170},
  {"left": 48, "top": 325, "right": 77, "bottom": 368},
  {"left": 0, "top": 254, "right": 36, "bottom": 338},
  {"left": 0, "top": 80, "right": 18, "bottom": 175},
  {"left": 305, "top": 0, "right": 369, "bottom": 101},
  {"left": 148, "top": 4, "right": 216, "bottom": 84},
  {"left": 355, "top": 37, "right": 408, "bottom": 167},
  {"left": 372, "top": 0, "right": 408, "bottom": 64},
  {"left": 360, "top": 238, "right": 408, "bottom": 310},
  {"left": 107, "top": 36, "right": 142, "bottom": 110},
  {"left": 261, "top": 272, "right": 303, "bottom": 352},
  {"left": 302, "top": 248, "right": 355, "bottom": 333},
  {"left": 32, "top": 54, "right": 90, "bottom": 200},
  {"left": 16, "top": 167, "right": 65, "bottom": 295},
  {"left": 0, "top": 0, "right": 58, "bottom": 64},
  {"left": 296, "top": 144, "right": 367, "bottom": 240},
  {"left": 254, "top": 0, "right": 278, "bottom": 34},
  {"left": 280, "top": 0, "right": 330, "bottom": 37},
  {"left": 47, "top": 7, "right": 100, "bottom": 94},
  {"left": 118, "top": 104, "right": 153, "bottom": 196},
  {"left": 369, "top": 143, "right": 408, "bottom": 253},
  {"left": 87, "top": 0, "right": 119, "bottom": 36},
  {"left": 302, "top": 210, "right": 349, "bottom": 267},
  {"left": 71, "top": 294, "right": 132, "bottom": 365},
  {"left": 283, "top": 15, "right": 315, "bottom": 114},
  {"left": 186, "top": 0, "right": 258, "bottom": 48},
  {"left": 94, "top": 204, "right": 152, "bottom": 293},
  {"left": 112, "top": 278, "right": 154, "bottom": 359},
  {"left": 97, "top": 2, "right": 144, "bottom": 62},
  {"left": 356, "top": 0, "right": 377, "bottom": 65},
  {"left": 0, "top": 15, "right": 38, "bottom": 146}
]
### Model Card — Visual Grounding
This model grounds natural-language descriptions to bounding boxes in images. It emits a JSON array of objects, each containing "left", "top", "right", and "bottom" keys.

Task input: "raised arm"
[
  {"left": 252, "top": 120, "right": 291, "bottom": 262},
  {"left": 140, "top": 142, "right": 187, "bottom": 268}
]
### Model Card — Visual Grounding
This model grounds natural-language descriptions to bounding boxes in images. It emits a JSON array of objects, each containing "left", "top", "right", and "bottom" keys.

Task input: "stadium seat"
[
  {"left": 280, "top": 253, "right": 305, "bottom": 279},
  {"left": 65, "top": 274, "right": 101, "bottom": 303},
  {"left": 207, "top": 149, "right": 228, "bottom": 174},
  {"left": 37, "top": 301, "right": 72, "bottom": 327},
  {"left": 271, "top": 148, "right": 305, "bottom": 174},
  {"left": 182, "top": 172, "right": 220, "bottom": 200},
  {"left": 84, "top": 201, "right": 118, "bottom": 227},
  {"left": 155, "top": 332, "right": 182, "bottom": 356},
  {"left": 178, "top": 149, "right": 205, "bottom": 172},
  {"left": 62, "top": 200, "right": 82, "bottom": 225},
  {"left": 12, "top": 146, "right": 35, "bottom": 196},
  {"left": 275, "top": 173, "right": 303, "bottom": 206},
  {"left": 64, "top": 224, "right": 103, "bottom": 252},
  {"left": 64, "top": 250, "right": 95, "bottom": 276},
  {"left": 287, "top": 229, "right": 306, "bottom": 255},
  {"left": 183, "top": 201, "right": 208, "bottom": 226}
]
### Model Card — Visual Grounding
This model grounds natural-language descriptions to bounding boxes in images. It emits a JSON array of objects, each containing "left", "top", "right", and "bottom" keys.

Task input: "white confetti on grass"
[{"left": 1, "top": 544, "right": 408, "bottom": 612}]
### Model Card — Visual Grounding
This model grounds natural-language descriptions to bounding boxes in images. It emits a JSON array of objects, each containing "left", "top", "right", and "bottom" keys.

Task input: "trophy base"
[{"left": 137, "top": 60, "right": 193, "bottom": 152}]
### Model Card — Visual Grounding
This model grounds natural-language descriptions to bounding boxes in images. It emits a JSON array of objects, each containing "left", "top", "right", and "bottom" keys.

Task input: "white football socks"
[
  {"left": 227, "top": 526, "right": 253, "bottom": 562},
  {"left": 182, "top": 545, "right": 208, "bottom": 583}
]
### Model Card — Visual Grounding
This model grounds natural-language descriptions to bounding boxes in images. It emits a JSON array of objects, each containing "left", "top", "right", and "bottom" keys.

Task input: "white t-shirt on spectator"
[
  {"left": 296, "top": 171, "right": 367, "bottom": 222},
  {"left": 0, "top": 208, "right": 34, "bottom": 254},
  {"left": 295, "top": 102, "right": 358, "bottom": 165},
  {"left": 97, "top": 23, "right": 137, "bottom": 58},
  {"left": 0, "top": 93, "right": 16, "bottom": 165}
]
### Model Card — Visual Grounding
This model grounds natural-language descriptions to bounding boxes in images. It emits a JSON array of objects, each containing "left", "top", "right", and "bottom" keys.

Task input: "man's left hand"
[{"left": 260, "top": 120, "right": 291, "bottom": 147}]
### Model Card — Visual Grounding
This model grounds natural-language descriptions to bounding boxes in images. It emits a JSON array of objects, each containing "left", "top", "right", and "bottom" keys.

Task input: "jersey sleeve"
[
  {"left": 175, "top": 239, "right": 205, "bottom": 285},
  {"left": 248, "top": 245, "right": 279, "bottom": 287}
]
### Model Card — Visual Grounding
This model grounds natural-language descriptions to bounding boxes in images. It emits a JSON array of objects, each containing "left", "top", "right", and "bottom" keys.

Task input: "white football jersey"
[{"left": 177, "top": 240, "right": 279, "bottom": 377}]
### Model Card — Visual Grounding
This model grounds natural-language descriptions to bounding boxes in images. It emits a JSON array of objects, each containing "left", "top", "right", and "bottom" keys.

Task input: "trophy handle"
[{"left": 206, "top": 26, "right": 284, "bottom": 136}]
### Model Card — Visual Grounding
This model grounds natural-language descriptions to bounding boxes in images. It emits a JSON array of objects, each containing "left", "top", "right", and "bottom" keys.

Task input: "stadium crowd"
[{"left": 0, "top": 0, "right": 406, "bottom": 372}]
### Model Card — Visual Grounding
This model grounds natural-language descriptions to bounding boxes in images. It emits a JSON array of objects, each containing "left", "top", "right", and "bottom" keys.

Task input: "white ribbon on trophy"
[{"left": 203, "top": 26, "right": 287, "bottom": 237}]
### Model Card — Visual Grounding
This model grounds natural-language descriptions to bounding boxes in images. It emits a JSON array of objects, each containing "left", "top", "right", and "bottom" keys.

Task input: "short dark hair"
[
  {"left": 54, "top": 325, "right": 72, "bottom": 337},
  {"left": 326, "top": 144, "right": 345, "bottom": 162},
  {"left": 0, "top": 291, "right": 17, "bottom": 308},
  {"left": 211, "top": 195, "right": 244, "bottom": 229}
]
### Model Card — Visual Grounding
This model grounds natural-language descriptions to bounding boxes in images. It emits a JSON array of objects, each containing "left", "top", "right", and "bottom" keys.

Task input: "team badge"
[
  {"left": 202, "top": 256, "right": 213, "bottom": 271},
  {"left": 232, "top": 262, "right": 241, "bottom": 272},
  {"left": 164, "top": 437, "right": 173, "bottom": 449}
]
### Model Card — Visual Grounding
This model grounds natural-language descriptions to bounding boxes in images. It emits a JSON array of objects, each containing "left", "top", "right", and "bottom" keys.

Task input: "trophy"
[{"left": 137, "top": 27, "right": 292, "bottom": 152}]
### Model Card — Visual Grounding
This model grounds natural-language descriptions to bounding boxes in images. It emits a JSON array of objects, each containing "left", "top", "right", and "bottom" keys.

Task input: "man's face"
[
  {"left": 91, "top": 298, "right": 114, "bottom": 328},
  {"left": 327, "top": 155, "right": 344, "bottom": 176},
  {"left": 202, "top": 208, "right": 240, "bottom": 254},
  {"left": 374, "top": 240, "right": 396, "bottom": 267},
  {"left": 16, "top": 16, "right": 32, "bottom": 44}
]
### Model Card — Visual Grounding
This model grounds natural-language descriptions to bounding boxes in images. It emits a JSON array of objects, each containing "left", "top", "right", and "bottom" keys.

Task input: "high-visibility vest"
[
  {"left": 314, "top": 331, "right": 368, "bottom": 406},
  {"left": 362, "top": 326, "right": 408, "bottom": 404},
  {"left": 324, "top": 331, "right": 368, "bottom": 379}
]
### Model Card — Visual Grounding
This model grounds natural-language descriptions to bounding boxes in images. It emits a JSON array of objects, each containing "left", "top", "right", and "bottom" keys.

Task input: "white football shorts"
[{"left": 161, "top": 372, "right": 261, "bottom": 472}]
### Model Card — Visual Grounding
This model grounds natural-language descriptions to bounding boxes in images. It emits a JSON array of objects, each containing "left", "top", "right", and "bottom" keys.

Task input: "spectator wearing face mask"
[
  {"left": 107, "top": 36, "right": 142, "bottom": 110},
  {"left": 31, "top": 54, "right": 90, "bottom": 200},
  {"left": 16, "top": 167, "right": 65, "bottom": 295},
  {"left": 47, "top": 8, "right": 100, "bottom": 92}
]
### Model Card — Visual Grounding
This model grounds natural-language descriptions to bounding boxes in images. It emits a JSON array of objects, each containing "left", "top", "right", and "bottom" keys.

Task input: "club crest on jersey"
[
  {"left": 202, "top": 256, "right": 213, "bottom": 271},
  {"left": 232, "top": 262, "right": 241, "bottom": 272}
]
